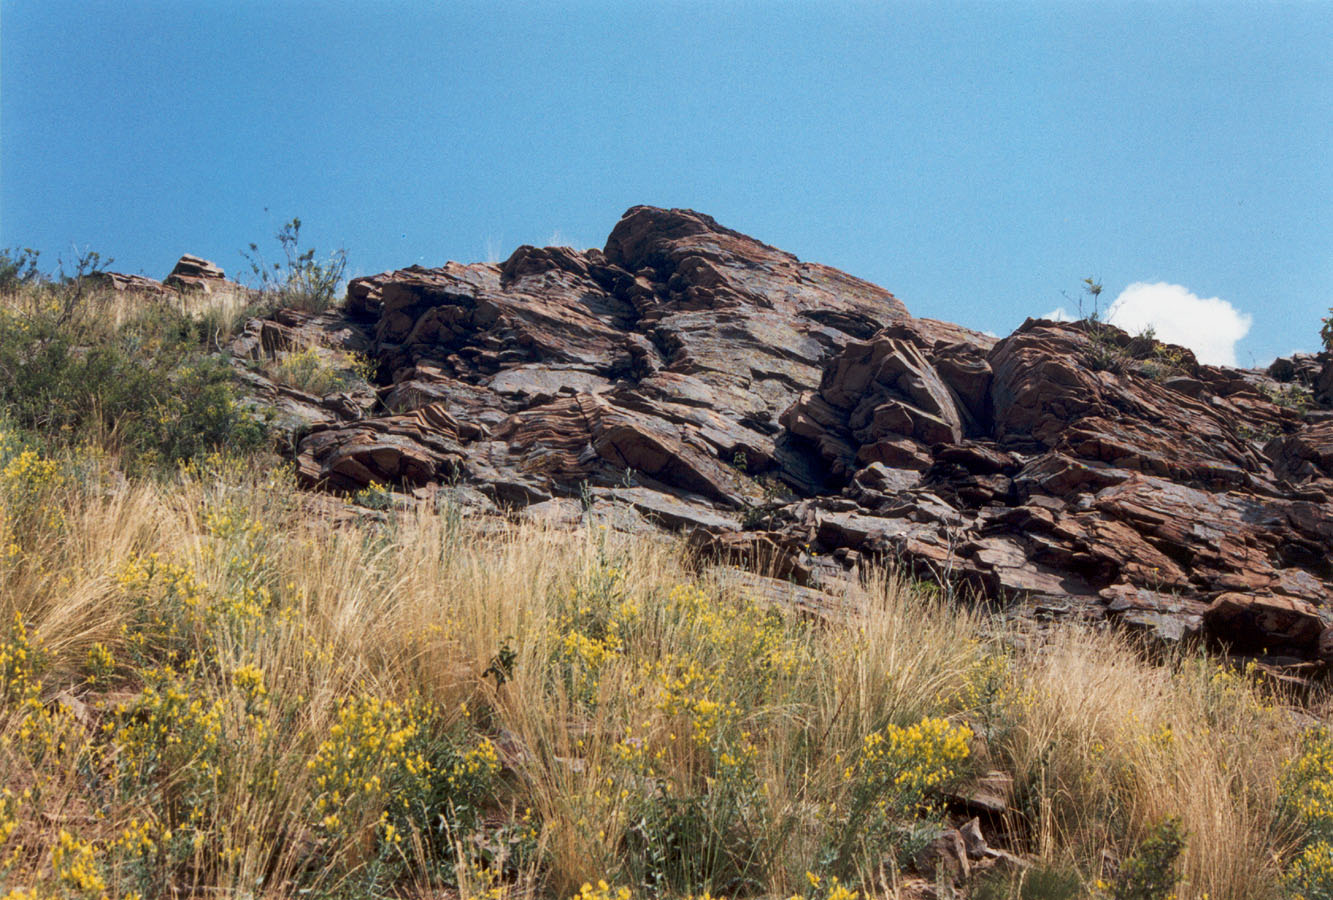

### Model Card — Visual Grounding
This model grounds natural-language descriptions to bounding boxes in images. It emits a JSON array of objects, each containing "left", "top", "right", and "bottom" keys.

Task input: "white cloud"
[
  {"left": 1105, "top": 282, "right": 1252, "bottom": 366},
  {"left": 1040, "top": 306, "right": 1077, "bottom": 322}
]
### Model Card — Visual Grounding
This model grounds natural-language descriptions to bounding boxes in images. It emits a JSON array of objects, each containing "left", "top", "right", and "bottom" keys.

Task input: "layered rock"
[
  {"left": 165, "top": 254, "right": 229, "bottom": 291},
  {"left": 89, "top": 271, "right": 174, "bottom": 297},
  {"left": 225, "top": 206, "right": 1333, "bottom": 668},
  {"left": 95, "top": 254, "right": 254, "bottom": 303},
  {"left": 300, "top": 207, "right": 912, "bottom": 525}
]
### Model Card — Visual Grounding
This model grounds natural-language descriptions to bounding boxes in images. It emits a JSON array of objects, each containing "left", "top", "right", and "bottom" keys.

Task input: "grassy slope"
[{"left": 0, "top": 277, "right": 1326, "bottom": 900}]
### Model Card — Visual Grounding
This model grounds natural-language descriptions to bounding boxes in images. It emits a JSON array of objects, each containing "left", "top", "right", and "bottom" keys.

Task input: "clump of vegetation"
[
  {"left": 264, "top": 346, "right": 376, "bottom": 396},
  {"left": 1066, "top": 279, "right": 1189, "bottom": 380},
  {"left": 1259, "top": 381, "right": 1315, "bottom": 412},
  {"left": 1279, "top": 726, "right": 1333, "bottom": 899},
  {"left": 0, "top": 248, "right": 42, "bottom": 293},
  {"left": 1111, "top": 816, "right": 1186, "bottom": 900},
  {"left": 241, "top": 217, "right": 348, "bottom": 313},
  {"left": 0, "top": 252, "right": 268, "bottom": 473}
]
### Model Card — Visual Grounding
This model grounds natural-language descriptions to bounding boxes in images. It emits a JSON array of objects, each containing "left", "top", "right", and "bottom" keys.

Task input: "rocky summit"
[{"left": 123, "top": 207, "right": 1333, "bottom": 669}]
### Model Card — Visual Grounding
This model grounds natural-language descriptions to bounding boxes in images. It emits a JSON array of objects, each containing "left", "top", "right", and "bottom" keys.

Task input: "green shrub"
[
  {"left": 0, "top": 279, "right": 268, "bottom": 471},
  {"left": 1113, "top": 816, "right": 1185, "bottom": 900},
  {"left": 975, "top": 865, "right": 1085, "bottom": 900}
]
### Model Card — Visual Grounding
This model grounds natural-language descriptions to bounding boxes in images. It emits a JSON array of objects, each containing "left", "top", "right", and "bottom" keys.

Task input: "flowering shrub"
[
  {"left": 0, "top": 441, "right": 68, "bottom": 565},
  {"left": 803, "top": 871, "right": 857, "bottom": 900},
  {"left": 306, "top": 692, "right": 498, "bottom": 871},
  {"left": 115, "top": 555, "right": 213, "bottom": 665},
  {"left": 1288, "top": 841, "right": 1333, "bottom": 900},
  {"left": 570, "top": 880, "right": 632, "bottom": 900},
  {"left": 106, "top": 664, "right": 226, "bottom": 838},
  {"left": 0, "top": 613, "right": 83, "bottom": 775},
  {"left": 51, "top": 830, "right": 107, "bottom": 897},
  {"left": 0, "top": 612, "right": 43, "bottom": 705},
  {"left": 820, "top": 716, "right": 973, "bottom": 877},
  {"left": 552, "top": 538, "right": 635, "bottom": 705},
  {"left": 1282, "top": 726, "right": 1333, "bottom": 898}
]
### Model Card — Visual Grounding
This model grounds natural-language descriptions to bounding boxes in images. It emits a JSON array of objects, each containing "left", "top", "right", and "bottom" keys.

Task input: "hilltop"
[{"left": 2, "top": 208, "right": 1332, "bottom": 900}]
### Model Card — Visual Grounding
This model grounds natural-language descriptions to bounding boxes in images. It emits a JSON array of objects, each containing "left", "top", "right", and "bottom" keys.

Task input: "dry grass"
[
  {"left": 990, "top": 628, "right": 1303, "bottom": 896},
  {"left": 0, "top": 439, "right": 1319, "bottom": 900}
]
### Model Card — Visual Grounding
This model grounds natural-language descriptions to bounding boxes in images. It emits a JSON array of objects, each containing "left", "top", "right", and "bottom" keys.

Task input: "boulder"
[{"left": 164, "top": 254, "right": 248, "bottom": 296}]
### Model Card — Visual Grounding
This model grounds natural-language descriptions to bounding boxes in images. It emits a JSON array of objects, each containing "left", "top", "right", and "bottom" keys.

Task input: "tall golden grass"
[{"left": 0, "top": 441, "right": 1316, "bottom": 899}]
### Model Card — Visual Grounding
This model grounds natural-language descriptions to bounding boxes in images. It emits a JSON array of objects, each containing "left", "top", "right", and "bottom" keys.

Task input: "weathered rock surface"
[
  {"left": 89, "top": 270, "right": 175, "bottom": 297},
  {"left": 220, "top": 206, "right": 1333, "bottom": 667},
  {"left": 96, "top": 254, "right": 255, "bottom": 304},
  {"left": 164, "top": 254, "right": 237, "bottom": 294}
]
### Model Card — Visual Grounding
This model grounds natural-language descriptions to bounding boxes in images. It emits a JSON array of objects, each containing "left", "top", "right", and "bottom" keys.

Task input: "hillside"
[
  {"left": 1, "top": 208, "right": 1332, "bottom": 900},
  {"left": 217, "top": 206, "right": 1330, "bottom": 667}
]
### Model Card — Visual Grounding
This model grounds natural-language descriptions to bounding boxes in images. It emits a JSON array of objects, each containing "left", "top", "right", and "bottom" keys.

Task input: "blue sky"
[{"left": 3, "top": 1, "right": 1330, "bottom": 365}]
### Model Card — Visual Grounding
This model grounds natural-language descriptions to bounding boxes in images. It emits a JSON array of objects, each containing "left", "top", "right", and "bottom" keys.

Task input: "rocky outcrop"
[
  {"left": 164, "top": 254, "right": 243, "bottom": 295},
  {"left": 95, "top": 254, "right": 254, "bottom": 303},
  {"left": 296, "top": 206, "right": 914, "bottom": 527},
  {"left": 89, "top": 271, "right": 174, "bottom": 297},
  {"left": 219, "top": 207, "right": 1333, "bottom": 669}
]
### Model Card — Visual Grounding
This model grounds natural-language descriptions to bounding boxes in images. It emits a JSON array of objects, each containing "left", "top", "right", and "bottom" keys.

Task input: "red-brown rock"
[{"left": 218, "top": 206, "right": 1333, "bottom": 666}]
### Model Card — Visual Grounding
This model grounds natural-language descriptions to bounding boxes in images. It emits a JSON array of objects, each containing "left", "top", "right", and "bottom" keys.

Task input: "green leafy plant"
[
  {"left": 242, "top": 217, "right": 347, "bottom": 313},
  {"left": 1112, "top": 816, "right": 1185, "bottom": 900},
  {"left": 0, "top": 269, "right": 267, "bottom": 471},
  {"left": 483, "top": 638, "right": 518, "bottom": 688}
]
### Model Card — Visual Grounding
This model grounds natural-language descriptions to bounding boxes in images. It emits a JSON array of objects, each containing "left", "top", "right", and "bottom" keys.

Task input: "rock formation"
[
  {"left": 95, "top": 254, "right": 254, "bottom": 303},
  {"left": 118, "top": 209, "right": 1333, "bottom": 669}
]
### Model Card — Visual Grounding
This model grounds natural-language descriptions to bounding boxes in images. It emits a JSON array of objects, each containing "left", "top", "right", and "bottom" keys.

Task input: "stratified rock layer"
[{"left": 228, "top": 206, "right": 1332, "bottom": 665}]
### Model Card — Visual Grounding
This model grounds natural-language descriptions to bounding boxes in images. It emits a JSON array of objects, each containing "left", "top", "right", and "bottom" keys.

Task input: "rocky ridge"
[{"left": 107, "top": 207, "right": 1333, "bottom": 670}]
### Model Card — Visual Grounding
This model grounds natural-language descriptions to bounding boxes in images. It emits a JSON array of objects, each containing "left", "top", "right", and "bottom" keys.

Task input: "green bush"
[
  {"left": 974, "top": 865, "right": 1085, "bottom": 900},
  {"left": 1113, "top": 816, "right": 1185, "bottom": 900},
  {"left": 0, "top": 279, "right": 268, "bottom": 471}
]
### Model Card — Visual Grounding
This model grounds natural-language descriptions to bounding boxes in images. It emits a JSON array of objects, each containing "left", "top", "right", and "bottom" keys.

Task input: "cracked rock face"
[{"left": 209, "top": 206, "right": 1333, "bottom": 668}]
